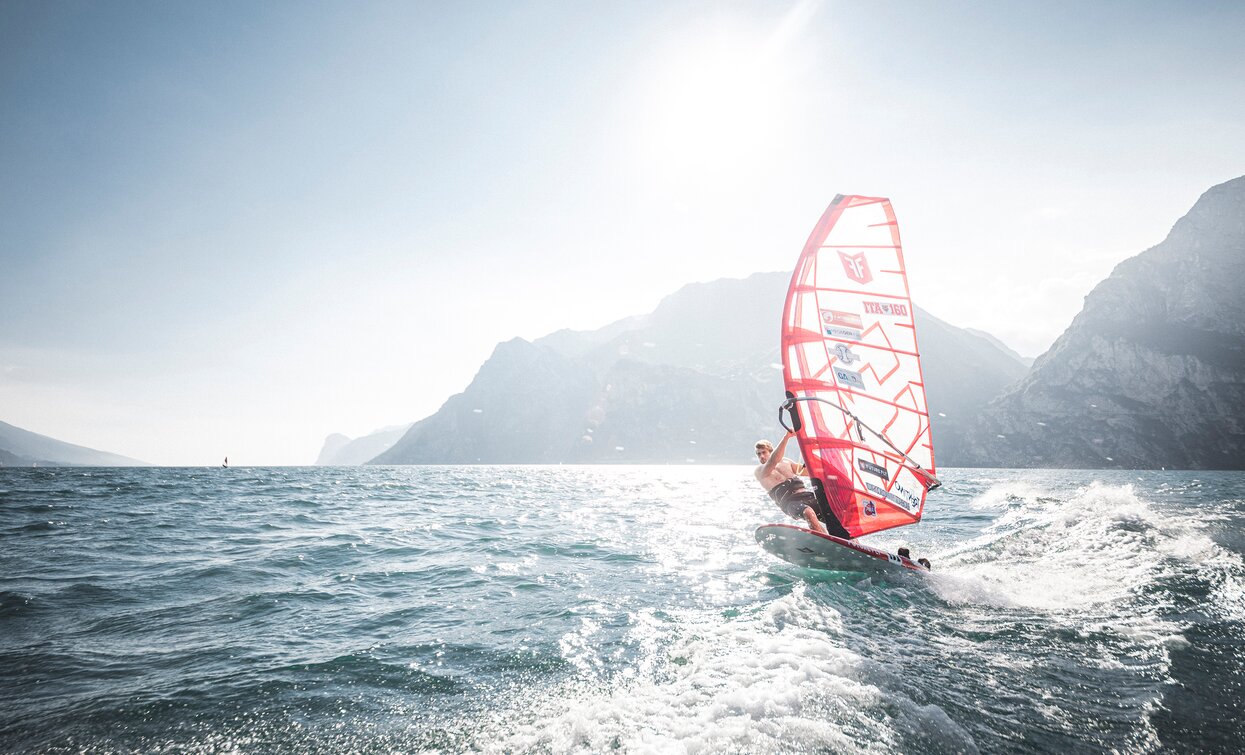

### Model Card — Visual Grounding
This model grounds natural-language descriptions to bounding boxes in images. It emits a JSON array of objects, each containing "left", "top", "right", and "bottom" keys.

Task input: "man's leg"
[
  {"left": 810, "top": 496, "right": 852, "bottom": 539},
  {"left": 801, "top": 506, "right": 828, "bottom": 535}
]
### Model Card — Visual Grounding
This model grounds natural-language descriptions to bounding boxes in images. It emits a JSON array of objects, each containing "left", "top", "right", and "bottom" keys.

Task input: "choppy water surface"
[{"left": 1, "top": 466, "right": 1243, "bottom": 753}]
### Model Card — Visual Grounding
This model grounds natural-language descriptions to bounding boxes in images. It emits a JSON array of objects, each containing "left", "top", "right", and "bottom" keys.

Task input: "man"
[{"left": 754, "top": 431, "right": 851, "bottom": 538}]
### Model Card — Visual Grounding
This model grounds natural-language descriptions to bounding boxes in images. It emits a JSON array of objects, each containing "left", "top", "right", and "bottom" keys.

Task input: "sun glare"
[{"left": 629, "top": 9, "right": 816, "bottom": 190}]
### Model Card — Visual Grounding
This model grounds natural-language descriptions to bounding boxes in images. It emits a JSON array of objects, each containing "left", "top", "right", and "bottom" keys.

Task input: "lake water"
[{"left": 2, "top": 466, "right": 1243, "bottom": 753}]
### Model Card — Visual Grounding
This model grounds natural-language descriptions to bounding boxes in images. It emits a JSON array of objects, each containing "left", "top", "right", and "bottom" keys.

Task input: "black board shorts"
[
  {"left": 767, "top": 477, "right": 853, "bottom": 539},
  {"left": 768, "top": 477, "right": 817, "bottom": 520}
]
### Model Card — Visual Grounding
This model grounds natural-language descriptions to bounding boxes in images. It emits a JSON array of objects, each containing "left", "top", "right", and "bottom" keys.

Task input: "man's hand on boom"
[{"left": 762, "top": 431, "right": 795, "bottom": 476}]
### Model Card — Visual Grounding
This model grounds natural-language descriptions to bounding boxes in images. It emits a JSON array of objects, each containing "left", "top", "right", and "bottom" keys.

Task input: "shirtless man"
[
  {"left": 755, "top": 431, "right": 828, "bottom": 534},
  {"left": 755, "top": 432, "right": 851, "bottom": 538}
]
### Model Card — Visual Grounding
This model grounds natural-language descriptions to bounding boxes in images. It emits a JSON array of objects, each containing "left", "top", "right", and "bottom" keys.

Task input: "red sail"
[{"left": 781, "top": 195, "right": 937, "bottom": 538}]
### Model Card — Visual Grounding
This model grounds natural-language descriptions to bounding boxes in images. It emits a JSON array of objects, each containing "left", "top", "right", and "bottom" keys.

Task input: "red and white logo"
[
  {"left": 820, "top": 309, "right": 863, "bottom": 329},
  {"left": 864, "top": 301, "right": 909, "bottom": 317},
  {"left": 838, "top": 251, "right": 872, "bottom": 284}
]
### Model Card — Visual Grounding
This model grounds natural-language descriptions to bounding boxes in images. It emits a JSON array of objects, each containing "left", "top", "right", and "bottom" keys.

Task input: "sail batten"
[
  {"left": 806, "top": 288, "right": 912, "bottom": 301},
  {"left": 781, "top": 195, "right": 938, "bottom": 539}
]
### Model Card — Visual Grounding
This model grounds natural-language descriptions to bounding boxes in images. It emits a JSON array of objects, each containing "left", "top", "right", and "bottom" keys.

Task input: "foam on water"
[
  {"left": 933, "top": 481, "right": 1245, "bottom": 619},
  {"left": 483, "top": 589, "right": 977, "bottom": 754}
]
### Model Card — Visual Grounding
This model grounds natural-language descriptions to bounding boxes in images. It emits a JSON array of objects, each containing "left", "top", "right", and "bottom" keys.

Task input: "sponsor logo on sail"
[
  {"left": 834, "top": 366, "right": 867, "bottom": 391},
  {"left": 820, "top": 309, "right": 863, "bottom": 329},
  {"left": 825, "top": 325, "right": 862, "bottom": 341},
  {"left": 833, "top": 344, "right": 860, "bottom": 365},
  {"left": 864, "top": 481, "right": 922, "bottom": 514},
  {"left": 864, "top": 301, "right": 909, "bottom": 317},
  {"left": 838, "top": 251, "right": 872, "bottom": 284},
  {"left": 863, "top": 500, "right": 877, "bottom": 517},
  {"left": 857, "top": 458, "right": 889, "bottom": 481},
  {"left": 891, "top": 480, "right": 922, "bottom": 511},
  {"left": 820, "top": 309, "right": 863, "bottom": 341}
]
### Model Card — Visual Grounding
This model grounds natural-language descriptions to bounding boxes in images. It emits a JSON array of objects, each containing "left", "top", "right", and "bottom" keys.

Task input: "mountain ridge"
[
  {"left": 315, "top": 424, "right": 413, "bottom": 465},
  {"left": 962, "top": 175, "right": 1245, "bottom": 469},
  {"left": 371, "top": 272, "right": 1028, "bottom": 465},
  {"left": 351, "top": 176, "right": 1245, "bottom": 469},
  {"left": 0, "top": 420, "right": 147, "bottom": 466}
]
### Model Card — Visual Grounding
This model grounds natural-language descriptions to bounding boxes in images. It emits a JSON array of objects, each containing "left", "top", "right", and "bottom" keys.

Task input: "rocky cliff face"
[
  {"left": 963, "top": 175, "right": 1245, "bottom": 469},
  {"left": 372, "top": 272, "right": 1026, "bottom": 465},
  {"left": 373, "top": 338, "right": 602, "bottom": 463},
  {"left": 315, "top": 434, "right": 351, "bottom": 465},
  {"left": 315, "top": 425, "right": 412, "bottom": 465}
]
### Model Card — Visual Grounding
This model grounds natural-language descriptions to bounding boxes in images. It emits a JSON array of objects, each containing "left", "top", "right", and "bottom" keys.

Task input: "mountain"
[
  {"left": 0, "top": 420, "right": 147, "bottom": 466},
  {"left": 962, "top": 175, "right": 1245, "bottom": 469},
  {"left": 965, "top": 328, "right": 1034, "bottom": 367},
  {"left": 914, "top": 309, "right": 1030, "bottom": 463},
  {"left": 316, "top": 434, "right": 351, "bottom": 465},
  {"left": 314, "top": 424, "right": 413, "bottom": 465},
  {"left": 372, "top": 272, "right": 1027, "bottom": 465}
]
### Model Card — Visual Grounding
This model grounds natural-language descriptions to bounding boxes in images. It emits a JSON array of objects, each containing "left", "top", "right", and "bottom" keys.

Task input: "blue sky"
[{"left": 2, "top": 0, "right": 1243, "bottom": 464}]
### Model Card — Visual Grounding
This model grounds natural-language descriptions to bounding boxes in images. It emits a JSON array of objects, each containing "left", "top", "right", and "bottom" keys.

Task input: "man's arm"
[{"left": 761, "top": 431, "right": 796, "bottom": 476}]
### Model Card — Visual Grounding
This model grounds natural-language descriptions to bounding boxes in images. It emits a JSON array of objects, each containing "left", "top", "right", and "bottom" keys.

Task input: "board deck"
[{"left": 755, "top": 524, "right": 929, "bottom": 573}]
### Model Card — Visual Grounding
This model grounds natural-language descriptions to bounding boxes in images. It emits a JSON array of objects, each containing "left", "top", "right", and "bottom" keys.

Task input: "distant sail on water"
[{"left": 781, "top": 195, "right": 938, "bottom": 538}]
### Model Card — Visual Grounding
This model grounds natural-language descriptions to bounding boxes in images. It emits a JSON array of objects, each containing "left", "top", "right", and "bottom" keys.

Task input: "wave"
[
  {"left": 0, "top": 590, "right": 34, "bottom": 618},
  {"left": 929, "top": 482, "right": 1243, "bottom": 613},
  {"left": 477, "top": 594, "right": 978, "bottom": 754}
]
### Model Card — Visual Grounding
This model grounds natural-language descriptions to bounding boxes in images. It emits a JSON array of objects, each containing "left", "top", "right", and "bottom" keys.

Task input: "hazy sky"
[{"left": 2, "top": 0, "right": 1243, "bottom": 465}]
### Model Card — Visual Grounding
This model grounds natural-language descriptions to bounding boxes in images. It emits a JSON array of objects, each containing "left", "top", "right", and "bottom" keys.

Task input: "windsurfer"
[{"left": 755, "top": 432, "right": 851, "bottom": 538}]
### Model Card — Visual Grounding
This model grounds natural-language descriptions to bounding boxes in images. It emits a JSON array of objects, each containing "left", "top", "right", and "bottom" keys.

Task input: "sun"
[{"left": 626, "top": 5, "right": 820, "bottom": 191}]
